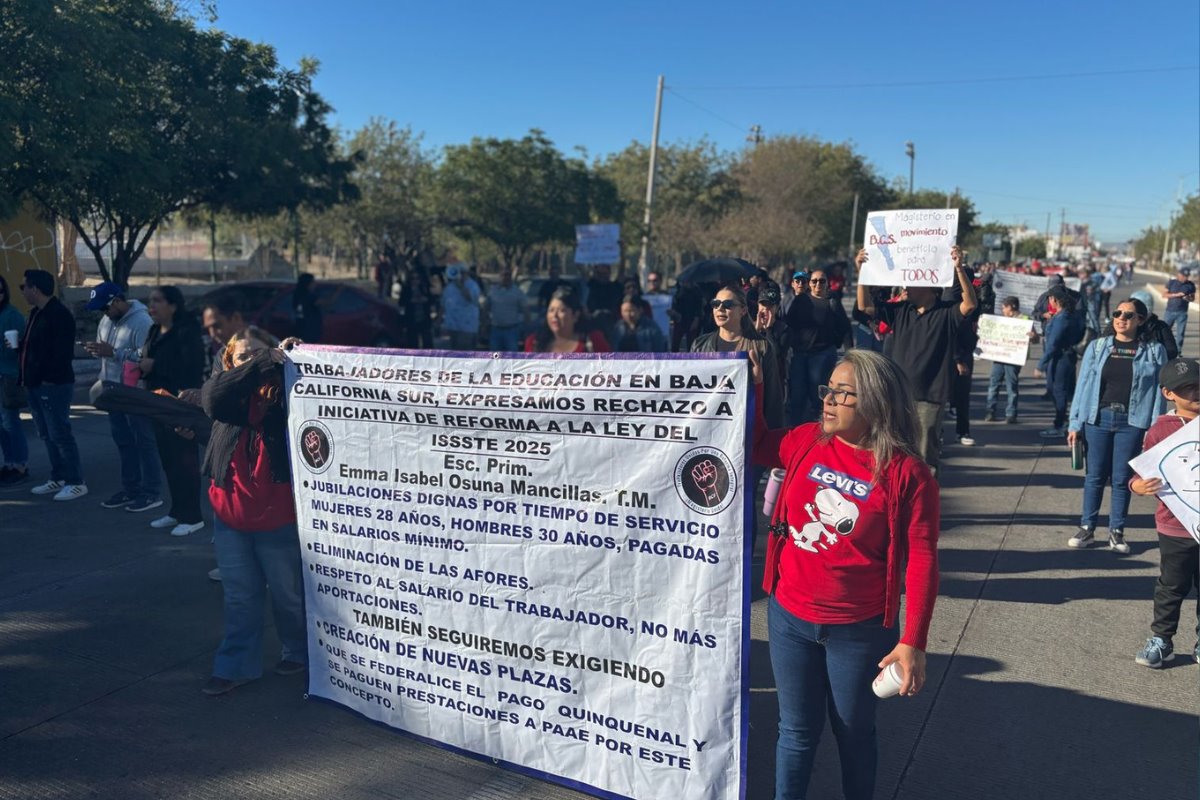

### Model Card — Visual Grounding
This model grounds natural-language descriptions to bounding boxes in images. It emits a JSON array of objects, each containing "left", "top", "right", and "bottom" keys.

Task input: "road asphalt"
[{"left": 1, "top": 284, "right": 1196, "bottom": 800}]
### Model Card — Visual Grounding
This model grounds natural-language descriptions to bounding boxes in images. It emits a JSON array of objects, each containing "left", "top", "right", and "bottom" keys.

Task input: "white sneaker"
[
  {"left": 31, "top": 480, "right": 64, "bottom": 496},
  {"left": 150, "top": 515, "right": 178, "bottom": 529},
  {"left": 958, "top": 435, "right": 976, "bottom": 446},
  {"left": 207, "top": 568, "right": 222, "bottom": 582},
  {"left": 52, "top": 484, "right": 88, "bottom": 502},
  {"left": 170, "top": 521, "right": 205, "bottom": 537}
]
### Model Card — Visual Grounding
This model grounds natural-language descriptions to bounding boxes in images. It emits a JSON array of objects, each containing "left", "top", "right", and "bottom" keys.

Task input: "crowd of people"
[{"left": 0, "top": 254, "right": 1195, "bottom": 798}]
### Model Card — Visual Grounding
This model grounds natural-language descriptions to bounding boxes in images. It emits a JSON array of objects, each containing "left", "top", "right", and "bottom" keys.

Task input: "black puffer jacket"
[{"left": 201, "top": 350, "right": 290, "bottom": 487}]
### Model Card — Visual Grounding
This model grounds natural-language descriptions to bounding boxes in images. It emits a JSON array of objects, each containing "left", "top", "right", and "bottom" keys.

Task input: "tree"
[
  {"left": 1132, "top": 225, "right": 1167, "bottom": 262},
  {"left": 717, "top": 136, "right": 892, "bottom": 265},
  {"left": 435, "top": 130, "right": 616, "bottom": 268},
  {"left": 1171, "top": 194, "right": 1200, "bottom": 249},
  {"left": 1015, "top": 237, "right": 1047, "bottom": 259},
  {"left": 1, "top": 0, "right": 356, "bottom": 287}
]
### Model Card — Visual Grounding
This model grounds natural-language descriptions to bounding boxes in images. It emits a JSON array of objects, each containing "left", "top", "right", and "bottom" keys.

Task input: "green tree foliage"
[
  {"left": 1171, "top": 194, "right": 1200, "bottom": 249},
  {"left": 0, "top": 0, "right": 356, "bottom": 287},
  {"left": 1015, "top": 237, "right": 1047, "bottom": 259},
  {"left": 716, "top": 137, "right": 892, "bottom": 265},
  {"left": 1133, "top": 226, "right": 1167, "bottom": 262},
  {"left": 436, "top": 130, "right": 619, "bottom": 268}
]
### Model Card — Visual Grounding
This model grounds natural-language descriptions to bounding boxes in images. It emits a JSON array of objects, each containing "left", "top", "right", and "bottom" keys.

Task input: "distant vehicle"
[{"left": 198, "top": 280, "right": 406, "bottom": 347}]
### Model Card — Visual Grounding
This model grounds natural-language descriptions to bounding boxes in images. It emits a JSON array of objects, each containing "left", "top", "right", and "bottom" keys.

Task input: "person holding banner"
[
  {"left": 855, "top": 245, "right": 977, "bottom": 476},
  {"left": 753, "top": 349, "right": 939, "bottom": 800},
  {"left": 692, "top": 284, "right": 783, "bottom": 428},
  {"left": 524, "top": 286, "right": 611, "bottom": 354},
  {"left": 1066, "top": 299, "right": 1168, "bottom": 553},
  {"left": 200, "top": 328, "right": 306, "bottom": 695}
]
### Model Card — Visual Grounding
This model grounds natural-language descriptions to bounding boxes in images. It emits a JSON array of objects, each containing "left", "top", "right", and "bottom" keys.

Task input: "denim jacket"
[{"left": 1068, "top": 336, "right": 1167, "bottom": 432}]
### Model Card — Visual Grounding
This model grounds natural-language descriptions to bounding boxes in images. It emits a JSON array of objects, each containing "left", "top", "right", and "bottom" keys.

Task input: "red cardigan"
[{"left": 754, "top": 421, "right": 940, "bottom": 650}]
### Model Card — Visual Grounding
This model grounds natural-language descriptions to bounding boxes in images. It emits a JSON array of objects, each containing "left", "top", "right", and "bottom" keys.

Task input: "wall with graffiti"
[{"left": 0, "top": 204, "right": 59, "bottom": 313}]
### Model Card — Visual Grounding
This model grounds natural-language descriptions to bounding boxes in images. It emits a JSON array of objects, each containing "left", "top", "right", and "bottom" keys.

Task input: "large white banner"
[
  {"left": 990, "top": 271, "right": 1081, "bottom": 333},
  {"left": 285, "top": 348, "right": 750, "bottom": 800},
  {"left": 575, "top": 224, "right": 621, "bottom": 265},
  {"left": 859, "top": 208, "right": 960, "bottom": 287},
  {"left": 974, "top": 314, "right": 1034, "bottom": 367}
]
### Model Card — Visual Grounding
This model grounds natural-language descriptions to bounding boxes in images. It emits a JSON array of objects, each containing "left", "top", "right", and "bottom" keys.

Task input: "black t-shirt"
[
  {"left": 786, "top": 294, "right": 850, "bottom": 354},
  {"left": 1099, "top": 339, "right": 1137, "bottom": 406},
  {"left": 874, "top": 300, "right": 964, "bottom": 404}
]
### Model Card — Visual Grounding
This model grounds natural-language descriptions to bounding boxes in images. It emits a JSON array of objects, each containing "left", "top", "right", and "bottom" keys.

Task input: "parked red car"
[{"left": 198, "top": 280, "right": 406, "bottom": 347}]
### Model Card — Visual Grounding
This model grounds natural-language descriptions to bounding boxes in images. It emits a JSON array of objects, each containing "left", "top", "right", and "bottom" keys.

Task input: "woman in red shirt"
[
  {"left": 753, "top": 349, "right": 940, "bottom": 800},
  {"left": 524, "top": 287, "right": 611, "bottom": 353},
  {"left": 199, "top": 327, "right": 307, "bottom": 696}
]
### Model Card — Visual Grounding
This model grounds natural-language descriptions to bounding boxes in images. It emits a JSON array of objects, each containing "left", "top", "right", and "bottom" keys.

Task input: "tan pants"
[{"left": 915, "top": 401, "right": 945, "bottom": 476}]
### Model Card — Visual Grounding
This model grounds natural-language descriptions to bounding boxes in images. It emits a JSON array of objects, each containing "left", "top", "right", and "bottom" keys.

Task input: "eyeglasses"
[
  {"left": 817, "top": 385, "right": 858, "bottom": 406},
  {"left": 710, "top": 299, "right": 744, "bottom": 311},
  {"left": 1112, "top": 311, "right": 1139, "bottom": 321},
  {"left": 809, "top": 279, "right": 828, "bottom": 285}
]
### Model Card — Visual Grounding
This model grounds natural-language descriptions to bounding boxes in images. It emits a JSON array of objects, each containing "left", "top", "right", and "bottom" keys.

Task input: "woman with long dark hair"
[
  {"left": 692, "top": 284, "right": 783, "bottom": 428},
  {"left": 523, "top": 286, "right": 611, "bottom": 353},
  {"left": 753, "top": 349, "right": 940, "bottom": 800},
  {"left": 1066, "top": 298, "right": 1168, "bottom": 553},
  {"left": 0, "top": 274, "right": 29, "bottom": 484},
  {"left": 200, "top": 327, "right": 306, "bottom": 695},
  {"left": 140, "top": 285, "right": 206, "bottom": 536}
]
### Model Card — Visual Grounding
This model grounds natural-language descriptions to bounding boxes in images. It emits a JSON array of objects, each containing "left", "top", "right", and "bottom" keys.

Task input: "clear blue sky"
[{"left": 215, "top": 0, "right": 1199, "bottom": 244}]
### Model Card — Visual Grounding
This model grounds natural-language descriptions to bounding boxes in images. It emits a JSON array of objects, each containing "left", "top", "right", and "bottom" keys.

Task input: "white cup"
[
  {"left": 871, "top": 662, "right": 904, "bottom": 699},
  {"left": 3, "top": 330, "right": 17, "bottom": 349},
  {"left": 762, "top": 468, "right": 787, "bottom": 518}
]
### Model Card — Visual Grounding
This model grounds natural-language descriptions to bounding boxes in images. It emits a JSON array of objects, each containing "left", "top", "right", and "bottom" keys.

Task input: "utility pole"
[
  {"left": 638, "top": 75, "right": 665, "bottom": 287},
  {"left": 848, "top": 192, "right": 860, "bottom": 258},
  {"left": 905, "top": 141, "right": 915, "bottom": 198},
  {"left": 747, "top": 124, "right": 763, "bottom": 145},
  {"left": 1058, "top": 208, "right": 1066, "bottom": 259}
]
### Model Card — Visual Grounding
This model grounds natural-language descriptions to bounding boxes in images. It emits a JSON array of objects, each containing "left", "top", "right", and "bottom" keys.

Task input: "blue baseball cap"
[{"left": 86, "top": 281, "right": 124, "bottom": 310}]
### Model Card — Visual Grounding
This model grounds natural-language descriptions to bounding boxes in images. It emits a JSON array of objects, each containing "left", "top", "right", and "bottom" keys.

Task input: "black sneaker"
[
  {"left": 1108, "top": 530, "right": 1130, "bottom": 554},
  {"left": 1068, "top": 527, "right": 1095, "bottom": 548},
  {"left": 1005, "top": 416, "right": 1017, "bottom": 424},
  {"left": 201, "top": 676, "right": 253, "bottom": 696},
  {"left": 125, "top": 495, "right": 164, "bottom": 513},
  {"left": 273, "top": 660, "right": 307, "bottom": 676},
  {"left": 0, "top": 466, "right": 29, "bottom": 486},
  {"left": 983, "top": 412, "right": 996, "bottom": 423},
  {"left": 101, "top": 490, "right": 137, "bottom": 509}
]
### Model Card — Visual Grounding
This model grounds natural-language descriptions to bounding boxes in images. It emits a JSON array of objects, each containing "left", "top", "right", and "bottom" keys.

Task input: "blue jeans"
[
  {"left": 1164, "top": 310, "right": 1187, "bottom": 351},
  {"left": 853, "top": 325, "right": 882, "bottom": 353},
  {"left": 26, "top": 382, "right": 82, "bottom": 484},
  {"left": 108, "top": 411, "right": 162, "bottom": 497},
  {"left": 1080, "top": 408, "right": 1146, "bottom": 532},
  {"left": 212, "top": 518, "right": 307, "bottom": 680},
  {"left": 488, "top": 324, "right": 522, "bottom": 352},
  {"left": 788, "top": 347, "right": 838, "bottom": 425},
  {"left": 0, "top": 403, "right": 28, "bottom": 465},
  {"left": 768, "top": 597, "right": 898, "bottom": 800},
  {"left": 1047, "top": 353, "right": 1075, "bottom": 428},
  {"left": 986, "top": 363, "right": 1019, "bottom": 419}
]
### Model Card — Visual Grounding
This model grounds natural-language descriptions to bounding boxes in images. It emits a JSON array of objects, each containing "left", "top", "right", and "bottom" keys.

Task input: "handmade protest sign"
[
  {"left": 575, "top": 224, "right": 621, "bottom": 265},
  {"left": 285, "top": 348, "right": 750, "bottom": 800},
  {"left": 990, "top": 271, "right": 1053, "bottom": 333},
  {"left": 974, "top": 314, "right": 1034, "bottom": 367},
  {"left": 859, "top": 208, "right": 959, "bottom": 287},
  {"left": 1130, "top": 416, "right": 1200, "bottom": 543}
]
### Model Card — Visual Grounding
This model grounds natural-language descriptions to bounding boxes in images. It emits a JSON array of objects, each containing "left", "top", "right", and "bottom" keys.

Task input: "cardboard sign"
[
  {"left": 974, "top": 314, "right": 1033, "bottom": 367},
  {"left": 575, "top": 224, "right": 621, "bottom": 265},
  {"left": 859, "top": 209, "right": 959, "bottom": 287}
]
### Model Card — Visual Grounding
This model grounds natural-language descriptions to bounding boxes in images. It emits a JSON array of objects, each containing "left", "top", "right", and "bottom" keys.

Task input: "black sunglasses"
[
  {"left": 1112, "top": 311, "right": 1139, "bottom": 321},
  {"left": 809, "top": 278, "right": 828, "bottom": 284},
  {"left": 709, "top": 299, "right": 744, "bottom": 311}
]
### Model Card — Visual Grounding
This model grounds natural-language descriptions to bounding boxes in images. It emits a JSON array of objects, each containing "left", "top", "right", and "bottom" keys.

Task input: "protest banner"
[
  {"left": 974, "top": 314, "right": 1034, "bottom": 367},
  {"left": 1130, "top": 416, "right": 1200, "bottom": 543},
  {"left": 285, "top": 347, "right": 750, "bottom": 800},
  {"left": 575, "top": 224, "right": 621, "bottom": 265},
  {"left": 859, "top": 208, "right": 960, "bottom": 287},
  {"left": 990, "top": 271, "right": 1084, "bottom": 333}
]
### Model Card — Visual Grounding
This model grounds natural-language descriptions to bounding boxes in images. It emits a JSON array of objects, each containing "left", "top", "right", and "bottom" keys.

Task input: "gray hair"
[{"left": 833, "top": 350, "right": 921, "bottom": 478}]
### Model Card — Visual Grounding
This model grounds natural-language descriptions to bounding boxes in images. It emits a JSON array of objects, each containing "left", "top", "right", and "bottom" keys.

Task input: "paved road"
[{"left": 1, "top": 288, "right": 1196, "bottom": 799}]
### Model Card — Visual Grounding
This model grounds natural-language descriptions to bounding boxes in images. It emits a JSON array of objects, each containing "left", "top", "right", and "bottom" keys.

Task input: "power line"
[
  {"left": 673, "top": 65, "right": 1198, "bottom": 92},
  {"left": 663, "top": 87, "right": 747, "bottom": 134}
]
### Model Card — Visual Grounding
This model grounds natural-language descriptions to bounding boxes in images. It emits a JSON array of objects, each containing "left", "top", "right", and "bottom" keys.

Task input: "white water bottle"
[{"left": 762, "top": 468, "right": 787, "bottom": 518}]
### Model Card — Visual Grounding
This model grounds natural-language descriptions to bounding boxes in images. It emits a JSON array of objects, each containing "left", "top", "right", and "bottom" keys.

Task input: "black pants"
[
  {"left": 154, "top": 423, "right": 202, "bottom": 524},
  {"left": 953, "top": 362, "right": 973, "bottom": 437},
  {"left": 1152, "top": 533, "right": 1200, "bottom": 641}
]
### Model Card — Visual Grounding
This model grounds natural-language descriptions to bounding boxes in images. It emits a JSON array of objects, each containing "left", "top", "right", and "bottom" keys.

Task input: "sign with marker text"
[
  {"left": 859, "top": 208, "right": 960, "bottom": 287},
  {"left": 285, "top": 347, "right": 750, "bottom": 800},
  {"left": 974, "top": 314, "right": 1034, "bottom": 367},
  {"left": 990, "top": 271, "right": 1082, "bottom": 334},
  {"left": 575, "top": 224, "right": 621, "bottom": 265},
  {"left": 1129, "top": 416, "right": 1200, "bottom": 544}
]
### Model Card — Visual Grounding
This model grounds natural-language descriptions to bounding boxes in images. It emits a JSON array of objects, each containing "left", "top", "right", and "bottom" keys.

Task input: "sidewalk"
[{"left": 1, "top": 389, "right": 1196, "bottom": 799}]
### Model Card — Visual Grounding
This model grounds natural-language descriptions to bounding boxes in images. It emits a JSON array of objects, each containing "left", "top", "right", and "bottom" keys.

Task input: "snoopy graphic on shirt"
[{"left": 789, "top": 462, "right": 868, "bottom": 553}]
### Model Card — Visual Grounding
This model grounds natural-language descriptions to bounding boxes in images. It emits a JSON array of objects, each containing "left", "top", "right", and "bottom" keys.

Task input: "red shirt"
[
  {"left": 208, "top": 396, "right": 296, "bottom": 532},
  {"left": 523, "top": 331, "right": 612, "bottom": 353},
  {"left": 754, "top": 422, "right": 941, "bottom": 649},
  {"left": 1130, "top": 413, "right": 1194, "bottom": 539}
]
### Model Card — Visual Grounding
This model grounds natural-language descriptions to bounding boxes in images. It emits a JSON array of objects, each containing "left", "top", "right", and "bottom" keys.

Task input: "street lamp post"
[{"left": 905, "top": 141, "right": 915, "bottom": 198}]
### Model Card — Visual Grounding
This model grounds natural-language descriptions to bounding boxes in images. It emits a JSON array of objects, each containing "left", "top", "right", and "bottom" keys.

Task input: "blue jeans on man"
[
  {"left": 986, "top": 363, "right": 1019, "bottom": 420},
  {"left": 108, "top": 411, "right": 162, "bottom": 499},
  {"left": 1047, "top": 354, "right": 1075, "bottom": 429},
  {"left": 787, "top": 346, "right": 838, "bottom": 425},
  {"left": 211, "top": 518, "right": 307, "bottom": 680},
  {"left": 0, "top": 404, "right": 29, "bottom": 465},
  {"left": 1080, "top": 408, "right": 1145, "bottom": 533},
  {"left": 768, "top": 597, "right": 898, "bottom": 800},
  {"left": 1163, "top": 310, "right": 1188, "bottom": 351},
  {"left": 488, "top": 324, "right": 522, "bottom": 352},
  {"left": 27, "top": 382, "right": 83, "bottom": 485}
]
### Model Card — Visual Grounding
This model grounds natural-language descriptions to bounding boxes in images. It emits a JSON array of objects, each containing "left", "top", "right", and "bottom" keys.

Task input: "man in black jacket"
[
  {"left": 785, "top": 269, "right": 850, "bottom": 424},
  {"left": 18, "top": 269, "right": 86, "bottom": 500}
]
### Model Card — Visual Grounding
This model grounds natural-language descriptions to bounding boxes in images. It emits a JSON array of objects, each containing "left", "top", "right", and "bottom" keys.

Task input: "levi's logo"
[{"left": 807, "top": 464, "right": 873, "bottom": 500}]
